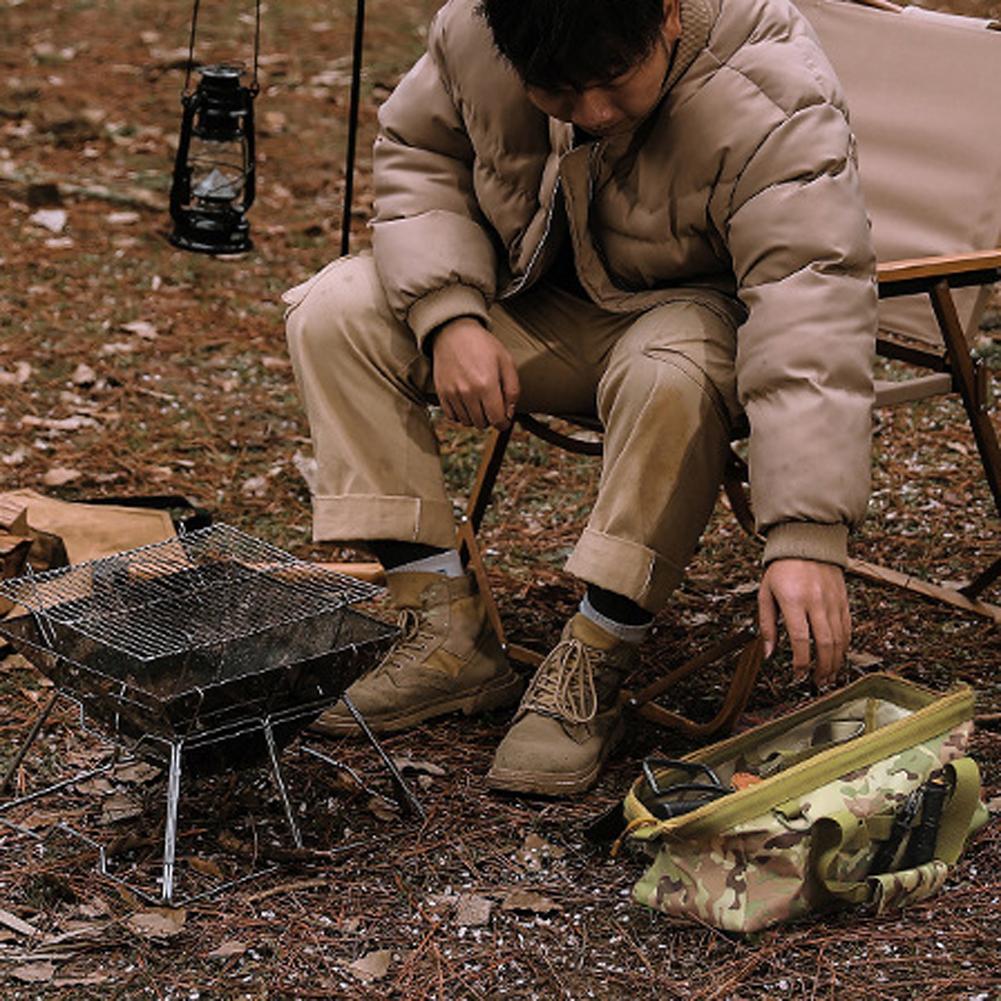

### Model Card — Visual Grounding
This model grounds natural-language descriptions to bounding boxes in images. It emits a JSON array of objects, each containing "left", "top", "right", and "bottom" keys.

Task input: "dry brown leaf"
[
  {"left": 71, "top": 363, "right": 96, "bottom": 386},
  {"left": 241, "top": 475, "right": 269, "bottom": 497},
  {"left": 120, "top": 319, "right": 158, "bottom": 339},
  {"left": 0, "top": 907, "right": 41, "bottom": 938},
  {"left": 100, "top": 791, "right": 142, "bottom": 825},
  {"left": 366, "top": 796, "right": 399, "bottom": 822},
  {"left": 29, "top": 208, "right": 67, "bottom": 233},
  {"left": 21, "top": 807, "right": 86, "bottom": 830},
  {"left": 99, "top": 341, "right": 135, "bottom": 356},
  {"left": 500, "top": 889, "right": 562, "bottom": 915},
  {"left": 53, "top": 973, "right": 110, "bottom": 986},
  {"left": 42, "top": 466, "right": 81, "bottom": 487},
  {"left": 78, "top": 898, "right": 111, "bottom": 919},
  {"left": 125, "top": 907, "right": 186, "bottom": 939},
  {"left": 391, "top": 756, "right": 447, "bottom": 778},
  {"left": 74, "top": 776, "right": 115, "bottom": 796},
  {"left": 12, "top": 961, "right": 55, "bottom": 983},
  {"left": 112, "top": 761, "right": 160, "bottom": 784},
  {"left": 847, "top": 650, "right": 883, "bottom": 669},
  {"left": 207, "top": 939, "right": 247, "bottom": 960},
  {"left": 348, "top": 948, "right": 393, "bottom": 983},
  {"left": 41, "top": 924, "right": 105, "bottom": 948},
  {"left": 187, "top": 856, "right": 225, "bottom": 880},
  {"left": 454, "top": 893, "right": 493, "bottom": 928},
  {"left": 0, "top": 361, "right": 32, "bottom": 385}
]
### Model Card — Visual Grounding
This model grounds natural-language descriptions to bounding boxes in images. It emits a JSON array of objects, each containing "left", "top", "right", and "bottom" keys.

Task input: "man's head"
[{"left": 479, "top": 0, "right": 681, "bottom": 136}]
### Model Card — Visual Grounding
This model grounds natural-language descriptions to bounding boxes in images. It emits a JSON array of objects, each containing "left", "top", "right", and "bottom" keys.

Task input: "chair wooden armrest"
[{"left": 877, "top": 249, "right": 1001, "bottom": 297}]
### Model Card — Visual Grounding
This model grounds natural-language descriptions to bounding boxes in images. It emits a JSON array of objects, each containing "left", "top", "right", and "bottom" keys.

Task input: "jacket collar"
[{"left": 664, "top": 0, "right": 720, "bottom": 95}]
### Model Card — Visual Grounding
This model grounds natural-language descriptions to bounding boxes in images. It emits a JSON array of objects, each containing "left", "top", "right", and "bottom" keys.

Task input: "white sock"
[
  {"left": 387, "top": 549, "right": 465, "bottom": 578},
  {"left": 579, "top": 594, "right": 650, "bottom": 645}
]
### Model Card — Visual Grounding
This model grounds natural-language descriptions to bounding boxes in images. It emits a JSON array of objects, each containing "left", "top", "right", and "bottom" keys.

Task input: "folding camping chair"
[
  {"left": 452, "top": 0, "right": 1001, "bottom": 734},
  {"left": 779, "top": 0, "right": 1001, "bottom": 623}
]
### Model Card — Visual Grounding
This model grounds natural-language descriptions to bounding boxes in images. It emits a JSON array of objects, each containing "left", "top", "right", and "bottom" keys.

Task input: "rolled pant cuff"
[
  {"left": 311, "top": 494, "right": 456, "bottom": 548},
  {"left": 564, "top": 528, "right": 685, "bottom": 614}
]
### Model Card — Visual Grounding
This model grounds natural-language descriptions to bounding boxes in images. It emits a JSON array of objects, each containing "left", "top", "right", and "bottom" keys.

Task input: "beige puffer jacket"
[{"left": 371, "top": 0, "right": 877, "bottom": 567}]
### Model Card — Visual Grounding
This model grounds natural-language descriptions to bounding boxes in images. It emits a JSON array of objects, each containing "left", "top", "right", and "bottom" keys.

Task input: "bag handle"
[{"left": 813, "top": 757, "right": 982, "bottom": 908}]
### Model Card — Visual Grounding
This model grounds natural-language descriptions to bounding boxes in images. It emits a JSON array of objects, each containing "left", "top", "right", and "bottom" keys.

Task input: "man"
[{"left": 284, "top": 0, "right": 876, "bottom": 796}]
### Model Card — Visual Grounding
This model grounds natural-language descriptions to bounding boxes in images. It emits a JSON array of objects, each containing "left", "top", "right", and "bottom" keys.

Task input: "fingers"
[
  {"left": 806, "top": 607, "right": 837, "bottom": 688},
  {"left": 757, "top": 580, "right": 778, "bottom": 660},
  {"left": 498, "top": 351, "right": 521, "bottom": 426},
  {"left": 786, "top": 605, "right": 812, "bottom": 683},
  {"left": 432, "top": 329, "right": 518, "bottom": 431},
  {"left": 760, "top": 560, "right": 852, "bottom": 690}
]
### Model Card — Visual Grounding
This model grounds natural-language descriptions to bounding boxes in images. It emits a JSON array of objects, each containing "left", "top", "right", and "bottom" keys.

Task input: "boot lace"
[
  {"left": 374, "top": 607, "right": 432, "bottom": 675},
  {"left": 519, "top": 638, "right": 599, "bottom": 724}
]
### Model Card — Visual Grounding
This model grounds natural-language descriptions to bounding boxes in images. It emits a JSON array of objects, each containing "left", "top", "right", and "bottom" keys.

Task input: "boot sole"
[
  {"left": 308, "top": 670, "right": 524, "bottom": 737},
  {"left": 485, "top": 715, "right": 626, "bottom": 797}
]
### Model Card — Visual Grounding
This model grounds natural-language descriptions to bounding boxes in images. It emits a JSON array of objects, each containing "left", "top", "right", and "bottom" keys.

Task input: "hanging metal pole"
[{"left": 340, "top": 0, "right": 366, "bottom": 258}]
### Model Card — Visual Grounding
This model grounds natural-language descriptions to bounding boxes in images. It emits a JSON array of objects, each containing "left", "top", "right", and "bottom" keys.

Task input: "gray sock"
[{"left": 579, "top": 594, "right": 650, "bottom": 645}]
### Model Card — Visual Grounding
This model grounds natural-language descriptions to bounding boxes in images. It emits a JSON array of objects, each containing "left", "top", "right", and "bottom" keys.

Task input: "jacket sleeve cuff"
[
  {"left": 407, "top": 283, "right": 491, "bottom": 352},
  {"left": 763, "top": 522, "right": 849, "bottom": 568}
]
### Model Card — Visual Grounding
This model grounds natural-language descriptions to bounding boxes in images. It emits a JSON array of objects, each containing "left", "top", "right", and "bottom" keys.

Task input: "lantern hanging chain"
[{"left": 181, "top": 0, "right": 262, "bottom": 98}]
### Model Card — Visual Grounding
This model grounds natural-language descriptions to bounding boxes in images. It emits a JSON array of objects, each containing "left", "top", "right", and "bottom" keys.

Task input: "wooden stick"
[
  {"left": 314, "top": 561, "right": 385, "bottom": 585},
  {"left": 846, "top": 558, "right": 1001, "bottom": 625}
]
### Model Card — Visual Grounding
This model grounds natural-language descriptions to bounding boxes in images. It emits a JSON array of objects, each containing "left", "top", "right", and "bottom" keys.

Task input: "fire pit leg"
[
  {"left": 263, "top": 718, "right": 303, "bottom": 849},
  {"left": 161, "top": 741, "right": 183, "bottom": 904},
  {"left": 341, "top": 694, "right": 425, "bottom": 820}
]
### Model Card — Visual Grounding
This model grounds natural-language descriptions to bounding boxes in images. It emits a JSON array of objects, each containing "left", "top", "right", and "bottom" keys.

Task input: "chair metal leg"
[{"left": 623, "top": 632, "right": 763, "bottom": 740}]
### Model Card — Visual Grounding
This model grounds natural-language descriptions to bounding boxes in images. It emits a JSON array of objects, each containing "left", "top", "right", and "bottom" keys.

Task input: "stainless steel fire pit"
[{"left": 0, "top": 525, "right": 418, "bottom": 903}]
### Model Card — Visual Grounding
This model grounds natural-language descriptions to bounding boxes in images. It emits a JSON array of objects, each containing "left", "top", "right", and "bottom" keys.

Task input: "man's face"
[{"left": 523, "top": 0, "right": 682, "bottom": 137}]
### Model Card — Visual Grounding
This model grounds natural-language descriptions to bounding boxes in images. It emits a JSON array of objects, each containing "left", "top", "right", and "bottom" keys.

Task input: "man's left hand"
[{"left": 757, "top": 558, "right": 850, "bottom": 688}]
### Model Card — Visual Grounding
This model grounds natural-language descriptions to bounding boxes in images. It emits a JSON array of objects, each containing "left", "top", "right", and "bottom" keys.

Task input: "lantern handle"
[
  {"left": 251, "top": 0, "right": 262, "bottom": 96},
  {"left": 181, "top": 0, "right": 262, "bottom": 98}
]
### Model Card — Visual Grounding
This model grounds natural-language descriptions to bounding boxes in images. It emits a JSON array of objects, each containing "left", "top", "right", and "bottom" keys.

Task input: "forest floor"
[{"left": 0, "top": 0, "right": 999, "bottom": 997}]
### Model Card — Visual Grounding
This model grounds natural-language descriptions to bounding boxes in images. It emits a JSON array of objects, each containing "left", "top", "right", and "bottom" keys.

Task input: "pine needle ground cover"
[{"left": 0, "top": 0, "right": 998, "bottom": 997}]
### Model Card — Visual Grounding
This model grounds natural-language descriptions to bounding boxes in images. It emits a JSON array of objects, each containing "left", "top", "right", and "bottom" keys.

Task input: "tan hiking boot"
[
  {"left": 486, "top": 613, "right": 639, "bottom": 796},
  {"left": 311, "top": 571, "right": 523, "bottom": 736}
]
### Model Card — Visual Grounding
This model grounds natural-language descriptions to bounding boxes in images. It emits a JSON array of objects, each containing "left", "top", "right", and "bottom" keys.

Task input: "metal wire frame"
[
  {"left": 0, "top": 524, "right": 381, "bottom": 664},
  {"left": 0, "top": 687, "right": 420, "bottom": 905}
]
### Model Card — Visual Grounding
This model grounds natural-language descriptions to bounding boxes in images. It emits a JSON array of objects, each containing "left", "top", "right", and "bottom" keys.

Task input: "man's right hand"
[{"left": 431, "top": 317, "right": 520, "bottom": 431}]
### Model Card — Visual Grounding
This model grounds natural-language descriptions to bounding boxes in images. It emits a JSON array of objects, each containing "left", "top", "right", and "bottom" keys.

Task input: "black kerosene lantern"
[{"left": 169, "top": 1, "right": 260, "bottom": 254}]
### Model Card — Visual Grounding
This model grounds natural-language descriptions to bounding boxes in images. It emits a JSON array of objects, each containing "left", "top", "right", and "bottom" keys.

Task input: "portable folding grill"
[{"left": 0, "top": 524, "right": 419, "bottom": 902}]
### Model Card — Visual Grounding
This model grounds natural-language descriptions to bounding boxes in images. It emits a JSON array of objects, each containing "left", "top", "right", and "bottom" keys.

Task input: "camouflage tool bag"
[{"left": 618, "top": 673, "right": 986, "bottom": 933}]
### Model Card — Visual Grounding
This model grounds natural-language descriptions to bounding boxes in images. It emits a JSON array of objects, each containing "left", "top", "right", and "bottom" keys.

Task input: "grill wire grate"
[{"left": 0, "top": 524, "right": 381, "bottom": 663}]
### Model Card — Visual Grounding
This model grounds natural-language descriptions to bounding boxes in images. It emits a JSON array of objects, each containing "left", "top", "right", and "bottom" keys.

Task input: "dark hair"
[{"left": 478, "top": 0, "right": 666, "bottom": 91}]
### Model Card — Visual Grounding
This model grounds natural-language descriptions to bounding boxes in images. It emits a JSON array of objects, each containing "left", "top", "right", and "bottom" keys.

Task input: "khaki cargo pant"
[{"left": 284, "top": 255, "right": 743, "bottom": 613}]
